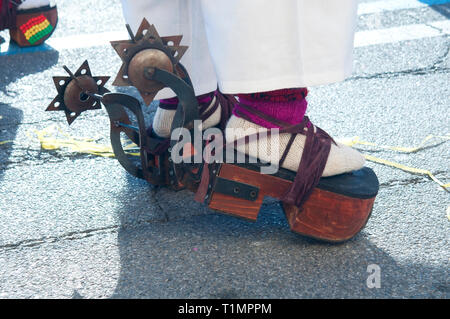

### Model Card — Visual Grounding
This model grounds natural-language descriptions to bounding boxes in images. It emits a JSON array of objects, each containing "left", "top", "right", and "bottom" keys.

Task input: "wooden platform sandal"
[
  {"left": 182, "top": 102, "right": 379, "bottom": 243},
  {"left": 45, "top": 19, "right": 378, "bottom": 242}
]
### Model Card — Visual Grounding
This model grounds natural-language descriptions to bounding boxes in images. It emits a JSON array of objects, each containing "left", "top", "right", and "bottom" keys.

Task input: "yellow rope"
[
  {"left": 27, "top": 124, "right": 140, "bottom": 157},
  {"left": 1, "top": 125, "right": 448, "bottom": 190},
  {"left": 339, "top": 134, "right": 450, "bottom": 153},
  {"left": 337, "top": 135, "right": 450, "bottom": 190}
]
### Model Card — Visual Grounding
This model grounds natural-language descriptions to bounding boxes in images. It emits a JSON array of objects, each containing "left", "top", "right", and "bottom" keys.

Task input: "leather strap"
[
  {"left": 227, "top": 102, "right": 336, "bottom": 208},
  {"left": 215, "top": 90, "right": 236, "bottom": 130}
]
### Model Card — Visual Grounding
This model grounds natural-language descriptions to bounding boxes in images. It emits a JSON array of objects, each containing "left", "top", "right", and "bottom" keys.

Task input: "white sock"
[
  {"left": 225, "top": 115, "right": 365, "bottom": 177},
  {"left": 152, "top": 96, "right": 221, "bottom": 138}
]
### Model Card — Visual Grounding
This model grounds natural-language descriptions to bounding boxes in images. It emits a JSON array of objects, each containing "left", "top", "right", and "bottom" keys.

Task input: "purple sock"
[{"left": 234, "top": 88, "right": 308, "bottom": 129}]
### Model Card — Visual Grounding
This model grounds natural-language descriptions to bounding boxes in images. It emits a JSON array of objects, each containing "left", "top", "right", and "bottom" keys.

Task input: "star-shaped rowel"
[
  {"left": 46, "top": 60, "right": 110, "bottom": 125},
  {"left": 110, "top": 19, "right": 188, "bottom": 105}
]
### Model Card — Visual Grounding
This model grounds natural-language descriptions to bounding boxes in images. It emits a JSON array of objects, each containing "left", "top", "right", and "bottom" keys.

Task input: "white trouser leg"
[
  {"left": 120, "top": 0, "right": 357, "bottom": 95},
  {"left": 200, "top": 0, "right": 358, "bottom": 93}
]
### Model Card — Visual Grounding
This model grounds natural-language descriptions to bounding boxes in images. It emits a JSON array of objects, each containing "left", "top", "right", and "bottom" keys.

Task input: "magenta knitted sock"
[{"left": 234, "top": 88, "right": 308, "bottom": 129}]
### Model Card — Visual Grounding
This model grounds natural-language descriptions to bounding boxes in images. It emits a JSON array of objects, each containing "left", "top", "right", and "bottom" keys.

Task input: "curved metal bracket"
[
  {"left": 102, "top": 93, "right": 144, "bottom": 179},
  {"left": 102, "top": 92, "right": 170, "bottom": 186},
  {"left": 143, "top": 67, "right": 199, "bottom": 141},
  {"left": 143, "top": 66, "right": 203, "bottom": 190}
]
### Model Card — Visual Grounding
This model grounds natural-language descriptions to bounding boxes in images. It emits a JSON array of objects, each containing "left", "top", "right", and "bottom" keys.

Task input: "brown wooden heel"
[
  {"left": 207, "top": 164, "right": 266, "bottom": 221},
  {"left": 282, "top": 189, "right": 375, "bottom": 242},
  {"left": 207, "top": 163, "right": 291, "bottom": 221},
  {"left": 199, "top": 162, "right": 378, "bottom": 242},
  {"left": 209, "top": 192, "right": 263, "bottom": 221}
]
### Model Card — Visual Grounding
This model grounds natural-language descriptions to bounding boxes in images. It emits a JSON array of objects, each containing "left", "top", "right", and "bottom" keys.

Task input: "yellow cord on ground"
[
  {"left": 2, "top": 125, "right": 447, "bottom": 190},
  {"left": 339, "top": 135, "right": 450, "bottom": 153},
  {"left": 363, "top": 154, "right": 448, "bottom": 189},
  {"left": 27, "top": 125, "right": 140, "bottom": 157},
  {"left": 338, "top": 135, "right": 449, "bottom": 190}
]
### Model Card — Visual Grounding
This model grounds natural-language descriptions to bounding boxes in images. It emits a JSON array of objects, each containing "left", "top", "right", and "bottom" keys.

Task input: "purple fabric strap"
[
  {"left": 159, "top": 91, "right": 214, "bottom": 110},
  {"left": 158, "top": 90, "right": 235, "bottom": 130},
  {"left": 214, "top": 90, "right": 235, "bottom": 130},
  {"left": 234, "top": 103, "right": 335, "bottom": 208},
  {"left": 149, "top": 90, "right": 235, "bottom": 154}
]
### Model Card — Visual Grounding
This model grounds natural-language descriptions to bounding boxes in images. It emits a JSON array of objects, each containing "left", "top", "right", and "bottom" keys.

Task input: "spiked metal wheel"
[
  {"left": 46, "top": 61, "right": 109, "bottom": 125},
  {"left": 110, "top": 19, "right": 188, "bottom": 105},
  {"left": 44, "top": 20, "right": 201, "bottom": 190}
]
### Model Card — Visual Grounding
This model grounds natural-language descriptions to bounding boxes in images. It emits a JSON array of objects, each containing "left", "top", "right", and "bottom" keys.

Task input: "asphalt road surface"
[{"left": 0, "top": 0, "right": 449, "bottom": 298}]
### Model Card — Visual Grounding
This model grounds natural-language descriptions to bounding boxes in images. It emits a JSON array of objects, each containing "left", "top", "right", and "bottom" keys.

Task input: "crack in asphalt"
[
  {"left": 435, "top": 42, "right": 450, "bottom": 67},
  {"left": 349, "top": 39, "right": 450, "bottom": 81},
  {"left": 0, "top": 225, "right": 120, "bottom": 252},
  {"left": 0, "top": 151, "right": 105, "bottom": 170},
  {"left": 348, "top": 65, "right": 449, "bottom": 81},
  {"left": 2, "top": 167, "right": 448, "bottom": 252},
  {"left": 379, "top": 176, "right": 445, "bottom": 188},
  {"left": 0, "top": 209, "right": 210, "bottom": 252},
  {"left": 405, "top": 10, "right": 444, "bottom": 34},
  {"left": 151, "top": 187, "right": 170, "bottom": 223}
]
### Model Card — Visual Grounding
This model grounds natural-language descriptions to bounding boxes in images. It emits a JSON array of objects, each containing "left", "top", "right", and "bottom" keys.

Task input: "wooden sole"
[
  {"left": 282, "top": 191, "right": 375, "bottom": 243},
  {"left": 207, "top": 163, "right": 376, "bottom": 242}
]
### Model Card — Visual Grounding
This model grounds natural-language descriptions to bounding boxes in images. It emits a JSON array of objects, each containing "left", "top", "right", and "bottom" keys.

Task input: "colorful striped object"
[{"left": 19, "top": 14, "right": 53, "bottom": 45}]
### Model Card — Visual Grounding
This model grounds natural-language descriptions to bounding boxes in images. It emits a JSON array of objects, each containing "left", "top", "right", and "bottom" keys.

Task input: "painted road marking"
[
  {"left": 0, "top": 30, "right": 128, "bottom": 56},
  {"left": 354, "top": 20, "right": 450, "bottom": 47},
  {"left": 1, "top": 1, "right": 449, "bottom": 56},
  {"left": 430, "top": 20, "right": 450, "bottom": 33},
  {"left": 45, "top": 30, "right": 128, "bottom": 51},
  {"left": 358, "top": 0, "right": 450, "bottom": 15}
]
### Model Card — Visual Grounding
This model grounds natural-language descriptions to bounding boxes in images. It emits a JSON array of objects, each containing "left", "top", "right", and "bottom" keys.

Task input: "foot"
[
  {"left": 2, "top": 0, "right": 58, "bottom": 47},
  {"left": 226, "top": 115, "right": 365, "bottom": 177},
  {"left": 225, "top": 88, "right": 365, "bottom": 177}
]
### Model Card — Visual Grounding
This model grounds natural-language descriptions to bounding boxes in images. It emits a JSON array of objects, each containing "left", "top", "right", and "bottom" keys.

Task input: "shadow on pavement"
[
  {"left": 0, "top": 49, "right": 59, "bottom": 94},
  {"left": 427, "top": 2, "right": 450, "bottom": 18},
  {"left": 0, "top": 50, "right": 59, "bottom": 182},
  {"left": 105, "top": 178, "right": 448, "bottom": 298},
  {"left": 0, "top": 103, "right": 22, "bottom": 181}
]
